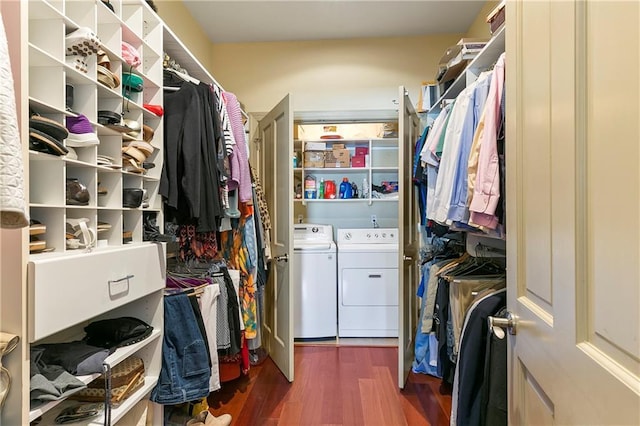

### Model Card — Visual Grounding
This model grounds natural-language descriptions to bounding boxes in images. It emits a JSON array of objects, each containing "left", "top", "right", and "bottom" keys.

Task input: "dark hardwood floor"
[{"left": 208, "top": 345, "right": 451, "bottom": 426}]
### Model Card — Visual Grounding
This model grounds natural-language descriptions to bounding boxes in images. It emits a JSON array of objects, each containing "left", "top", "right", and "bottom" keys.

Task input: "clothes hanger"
[{"left": 164, "top": 67, "right": 200, "bottom": 85}]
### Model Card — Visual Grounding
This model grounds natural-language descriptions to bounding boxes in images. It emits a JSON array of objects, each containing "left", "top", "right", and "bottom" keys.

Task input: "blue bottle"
[{"left": 339, "top": 177, "right": 352, "bottom": 199}]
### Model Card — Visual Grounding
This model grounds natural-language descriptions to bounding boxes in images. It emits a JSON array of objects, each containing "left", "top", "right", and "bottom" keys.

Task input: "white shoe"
[
  {"left": 65, "top": 54, "right": 88, "bottom": 73},
  {"left": 65, "top": 27, "right": 100, "bottom": 56},
  {"left": 186, "top": 410, "right": 232, "bottom": 426}
]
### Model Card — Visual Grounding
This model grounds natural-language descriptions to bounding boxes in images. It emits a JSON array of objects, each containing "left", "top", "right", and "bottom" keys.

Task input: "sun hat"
[
  {"left": 30, "top": 115, "right": 69, "bottom": 142},
  {"left": 65, "top": 114, "right": 100, "bottom": 147},
  {"left": 142, "top": 124, "right": 154, "bottom": 142},
  {"left": 29, "top": 128, "right": 68, "bottom": 156},
  {"left": 122, "top": 145, "right": 147, "bottom": 163},
  {"left": 97, "top": 49, "right": 110, "bottom": 69},
  {"left": 122, "top": 158, "right": 145, "bottom": 174},
  {"left": 97, "top": 65, "right": 120, "bottom": 89},
  {"left": 122, "top": 140, "right": 154, "bottom": 157}
]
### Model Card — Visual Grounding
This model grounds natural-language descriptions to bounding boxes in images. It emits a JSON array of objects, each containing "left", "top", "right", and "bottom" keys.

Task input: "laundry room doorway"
[{"left": 255, "top": 87, "right": 421, "bottom": 390}]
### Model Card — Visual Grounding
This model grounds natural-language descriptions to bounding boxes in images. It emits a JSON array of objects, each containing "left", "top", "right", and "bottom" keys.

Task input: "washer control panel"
[{"left": 337, "top": 228, "right": 398, "bottom": 244}]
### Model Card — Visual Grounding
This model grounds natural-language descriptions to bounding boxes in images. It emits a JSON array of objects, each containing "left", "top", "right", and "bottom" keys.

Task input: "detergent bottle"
[
  {"left": 339, "top": 177, "right": 352, "bottom": 199},
  {"left": 304, "top": 175, "right": 317, "bottom": 199},
  {"left": 324, "top": 180, "right": 336, "bottom": 199}
]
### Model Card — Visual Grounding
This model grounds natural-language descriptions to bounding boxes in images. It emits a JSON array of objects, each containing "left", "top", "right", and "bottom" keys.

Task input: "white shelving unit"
[
  {"left": 427, "top": 26, "right": 505, "bottom": 117},
  {"left": 0, "top": 0, "right": 176, "bottom": 424},
  {"left": 295, "top": 138, "right": 399, "bottom": 206},
  {"left": 292, "top": 127, "right": 401, "bottom": 232}
]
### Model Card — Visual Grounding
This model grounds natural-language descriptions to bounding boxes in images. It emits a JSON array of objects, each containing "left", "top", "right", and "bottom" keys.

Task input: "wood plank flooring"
[{"left": 208, "top": 346, "right": 451, "bottom": 426}]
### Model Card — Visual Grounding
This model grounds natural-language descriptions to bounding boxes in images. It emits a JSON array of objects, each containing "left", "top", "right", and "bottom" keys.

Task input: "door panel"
[
  {"left": 507, "top": 1, "right": 640, "bottom": 424},
  {"left": 584, "top": 0, "right": 640, "bottom": 368},
  {"left": 258, "top": 94, "right": 294, "bottom": 382},
  {"left": 398, "top": 86, "right": 420, "bottom": 388}
]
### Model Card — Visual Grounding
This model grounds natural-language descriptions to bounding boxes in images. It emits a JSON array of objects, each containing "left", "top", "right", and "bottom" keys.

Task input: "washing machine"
[
  {"left": 293, "top": 224, "right": 337, "bottom": 339},
  {"left": 337, "top": 228, "right": 399, "bottom": 337}
]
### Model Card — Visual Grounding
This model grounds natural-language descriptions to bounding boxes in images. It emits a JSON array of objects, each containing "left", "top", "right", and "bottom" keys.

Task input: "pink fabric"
[
  {"left": 223, "top": 92, "right": 253, "bottom": 203},
  {"left": 121, "top": 41, "right": 141, "bottom": 68},
  {"left": 469, "top": 53, "right": 505, "bottom": 229}
]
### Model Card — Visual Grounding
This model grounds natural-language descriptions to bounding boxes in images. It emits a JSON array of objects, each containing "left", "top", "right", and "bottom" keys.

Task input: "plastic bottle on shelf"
[
  {"left": 304, "top": 175, "right": 317, "bottom": 199},
  {"left": 324, "top": 180, "right": 336, "bottom": 199},
  {"left": 362, "top": 177, "right": 369, "bottom": 198},
  {"left": 339, "top": 177, "right": 352, "bottom": 199},
  {"left": 318, "top": 179, "right": 325, "bottom": 199}
]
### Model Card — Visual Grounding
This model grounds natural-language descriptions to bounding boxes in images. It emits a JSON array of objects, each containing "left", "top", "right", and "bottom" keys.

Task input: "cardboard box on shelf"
[
  {"left": 304, "top": 151, "right": 325, "bottom": 168},
  {"left": 306, "top": 141, "right": 326, "bottom": 151},
  {"left": 351, "top": 155, "right": 366, "bottom": 168},
  {"left": 324, "top": 149, "right": 350, "bottom": 168},
  {"left": 331, "top": 143, "right": 346, "bottom": 150}
]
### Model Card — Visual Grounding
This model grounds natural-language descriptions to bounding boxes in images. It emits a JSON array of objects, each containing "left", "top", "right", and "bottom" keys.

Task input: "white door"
[
  {"left": 398, "top": 86, "right": 421, "bottom": 388},
  {"left": 506, "top": 1, "right": 640, "bottom": 424},
  {"left": 258, "top": 95, "right": 294, "bottom": 382}
]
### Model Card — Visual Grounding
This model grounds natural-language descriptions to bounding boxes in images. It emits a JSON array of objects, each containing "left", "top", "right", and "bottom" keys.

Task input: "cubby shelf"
[{"left": 11, "top": 1, "right": 168, "bottom": 424}]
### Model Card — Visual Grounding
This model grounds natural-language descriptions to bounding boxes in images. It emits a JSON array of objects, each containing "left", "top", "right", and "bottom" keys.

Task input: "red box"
[
  {"left": 355, "top": 147, "right": 369, "bottom": 156},
  {"left": 351, "top": 155, "right": 366, "bottom": 168}
]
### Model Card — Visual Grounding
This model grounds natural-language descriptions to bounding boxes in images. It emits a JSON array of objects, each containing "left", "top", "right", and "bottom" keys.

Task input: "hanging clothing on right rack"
[
  {"left": 421, "top": 53, "right": 506, "bottom": 238},
  {"left": 450, "top": 289, "right": 507, "bottom": 426}
]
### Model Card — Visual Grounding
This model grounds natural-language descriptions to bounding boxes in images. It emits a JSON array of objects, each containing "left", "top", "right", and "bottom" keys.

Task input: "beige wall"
[
  {"left": 210, "top": 34, "right": 461, "bottom": 113},
  {"left": 155, "top": 0, "right": 497, "bottom": 114},
  {"left": 465, "top": 0, "right": 500, "bottom": 39},
  {"left": 156, "top": 0, "right": 212, "bottom": 71}
]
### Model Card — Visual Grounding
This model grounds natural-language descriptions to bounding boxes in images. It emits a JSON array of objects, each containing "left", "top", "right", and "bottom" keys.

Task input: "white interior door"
[
  {"left": 398, "top": 86, "right": 420, "bottom": 388},
  {"left": 258, "top": 94, "right": 294, "bottom": 382},
  {"left": 506, "top": 1, "right": 640, "bottom": 424}
]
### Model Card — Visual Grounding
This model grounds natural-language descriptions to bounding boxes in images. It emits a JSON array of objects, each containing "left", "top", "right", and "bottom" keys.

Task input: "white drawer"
[
  {"left": 28, "top": 243, "right": 165, "bottom": 342},
  {"left": 340, "top": 268, "right": 398, "bottom": 306}
]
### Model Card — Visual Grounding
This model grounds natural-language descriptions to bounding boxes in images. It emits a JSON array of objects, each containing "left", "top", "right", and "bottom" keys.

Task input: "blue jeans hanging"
[{"left": 150, "top": 292, "right": 210, "bottom": 404}]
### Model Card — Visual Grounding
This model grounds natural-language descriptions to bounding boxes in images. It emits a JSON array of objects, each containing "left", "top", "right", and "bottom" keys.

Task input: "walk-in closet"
[{"left": 1, "top": 1, "right": 639, "bottom": 425}]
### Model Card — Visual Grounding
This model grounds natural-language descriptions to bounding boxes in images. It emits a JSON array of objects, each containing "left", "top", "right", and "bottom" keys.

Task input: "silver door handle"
[
  {"left": 274, "top": 253, "right": 288, "bottom": 263},
  {"left": 488, "top": 311, "right": 518, "bottom": 335},
  {"left": 403, "top": 255, "right": 413, "bottom": 262}
]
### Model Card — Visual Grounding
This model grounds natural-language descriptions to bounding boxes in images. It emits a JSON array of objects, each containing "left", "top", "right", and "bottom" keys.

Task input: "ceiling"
[{"left": 181, "top": 1, "right": 486, "bottom": 44}]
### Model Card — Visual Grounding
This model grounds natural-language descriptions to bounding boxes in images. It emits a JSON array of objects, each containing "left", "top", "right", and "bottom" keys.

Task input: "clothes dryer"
[
  {"left": 293, "top": 224, "right": 337, "bottom": 339},
  {"left": 337, "top": 228, "right": 399, "bottom": 337}
]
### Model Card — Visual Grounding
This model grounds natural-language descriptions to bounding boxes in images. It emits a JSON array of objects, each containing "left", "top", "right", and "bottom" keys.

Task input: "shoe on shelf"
[
  {"left": 65, "top": 27, "right": 100, "bottom": 56},
  {"left": 65, "top": 114, "right": 100, "bottom": 147},
  {"left": 66, "top": 54, "right": 89, "bottom": 73},
  {"left": 66, "top": 178, "right": 90, "bottom": 206},
  {"left": 186, "top": 410, "right": 232, "bottom": 426},
  {"left": 29, "top": 237, "right": 47, "bottom": 253},
  {"left": 97, "top": 221, "right": 112, "bottom": 234},
  {"left": 29, "top": 219, "right": 46, "bottom": 236}
]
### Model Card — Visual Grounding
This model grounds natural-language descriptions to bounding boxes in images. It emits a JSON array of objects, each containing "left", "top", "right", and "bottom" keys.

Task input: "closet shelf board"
[
  {"left": 29, "top": 43, "right": 63, "bottom": 68},
  {"left": 103, "top": 329, "right": 161, "bottom": 367},
  {"left": 36, "top": 375, "right": 159, "bottom": 426},
  {"left": 29, "top": 97, "right": 76, "bottom": 116},
  {"left": 428, "top": 26, "right": 506, "bottom": 115}
]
